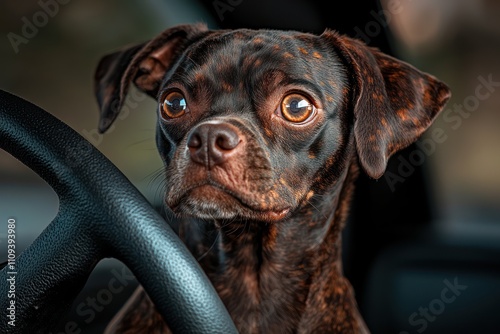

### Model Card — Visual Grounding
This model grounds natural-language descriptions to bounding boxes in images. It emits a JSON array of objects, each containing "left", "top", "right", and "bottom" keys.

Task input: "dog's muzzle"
[{"left": 187, "top": 121, "right": 244, "bottom": 170}]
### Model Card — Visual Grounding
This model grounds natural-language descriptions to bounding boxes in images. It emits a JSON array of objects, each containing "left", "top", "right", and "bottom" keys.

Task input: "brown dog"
[{"left": 94, "top": 23, "right": 450, "bottom": 333}]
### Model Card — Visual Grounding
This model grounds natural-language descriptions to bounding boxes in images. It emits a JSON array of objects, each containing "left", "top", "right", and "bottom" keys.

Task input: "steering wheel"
[{"left": 0, "top": 89, "right": 238, "bottom": 334}]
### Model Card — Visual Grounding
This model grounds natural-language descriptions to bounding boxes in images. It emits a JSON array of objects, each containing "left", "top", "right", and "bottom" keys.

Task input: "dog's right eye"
[
  {"left": 161, "top": 91, "right": 187, "bottom": 119},
  {"left": 280, "top": 93, "right": 316, "bottom": 123}
]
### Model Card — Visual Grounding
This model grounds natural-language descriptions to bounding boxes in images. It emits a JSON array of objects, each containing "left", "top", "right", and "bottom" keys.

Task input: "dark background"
[{"left": 1, "top": 0, "right": 499, "bottom": 333}]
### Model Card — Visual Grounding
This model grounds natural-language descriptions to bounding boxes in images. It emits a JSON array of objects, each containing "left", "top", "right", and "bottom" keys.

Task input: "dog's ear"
[
  {"left": 94, "top": 23, "right": 208, "bottom": 133},
  {"left": 322, "top": 31, "right": 451, "bottom": 179}
]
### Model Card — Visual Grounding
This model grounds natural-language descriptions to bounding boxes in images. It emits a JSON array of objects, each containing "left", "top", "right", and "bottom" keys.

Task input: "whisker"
[
  {"left": 306, "top": 199, "right": 329, "bottom": 221},
  {"left": 125, "top": 137, "right": 156, "bottom": 150},
  {"left": 197, "top": 230, "right": 220, "bottom": 261},
  {"left": 142, "top": 167, "right": 168, "bottom": 205}
]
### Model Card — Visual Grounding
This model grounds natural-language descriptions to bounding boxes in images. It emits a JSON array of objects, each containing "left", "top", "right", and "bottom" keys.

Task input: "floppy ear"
[
  {"left": 322, "top": 31, "right": 451, "bottom": 179},
  {"left": 94, "top": 23, "right": 209, "bottom": 133}
]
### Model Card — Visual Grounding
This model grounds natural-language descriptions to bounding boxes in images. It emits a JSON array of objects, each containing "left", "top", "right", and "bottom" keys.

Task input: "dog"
[{"left": 94, "top": 23, "right": 450, "bottom": 333}]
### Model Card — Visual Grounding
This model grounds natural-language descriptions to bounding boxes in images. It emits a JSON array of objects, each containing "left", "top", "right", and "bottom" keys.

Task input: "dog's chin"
[{"left": 167, "top": 185, "right": 290, "bottom": 223}]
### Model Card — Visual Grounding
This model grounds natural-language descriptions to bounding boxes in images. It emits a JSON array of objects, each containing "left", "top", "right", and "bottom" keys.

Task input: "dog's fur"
[{"left": 94, "top": 23, "right": 450, "bottom": 333}]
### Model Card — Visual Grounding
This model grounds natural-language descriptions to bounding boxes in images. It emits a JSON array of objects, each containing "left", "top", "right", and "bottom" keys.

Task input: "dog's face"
[
  {"left": 94, "top": 24, "right": 450, "bottom": 223},
  {"left": 156, "top": 29, "right": 351, "bottom": 222}
]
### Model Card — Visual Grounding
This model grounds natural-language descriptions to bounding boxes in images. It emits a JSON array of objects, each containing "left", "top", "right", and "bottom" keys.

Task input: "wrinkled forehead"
[{"left": 165, "top": 29, "right": 342, "bottom": 101}]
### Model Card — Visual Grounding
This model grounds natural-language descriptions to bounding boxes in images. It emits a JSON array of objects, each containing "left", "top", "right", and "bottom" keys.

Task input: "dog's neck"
[{"left": 179, "top": 161, "right": 362, "bottom": 332}]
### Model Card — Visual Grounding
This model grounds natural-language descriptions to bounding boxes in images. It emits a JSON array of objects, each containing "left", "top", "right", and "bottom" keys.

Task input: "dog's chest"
[
  {"left": 185, "top": 223, "right": 320, "bottom": 333},
  {"left": 211, "top": 254, "right": 310, "bottom": 333}
]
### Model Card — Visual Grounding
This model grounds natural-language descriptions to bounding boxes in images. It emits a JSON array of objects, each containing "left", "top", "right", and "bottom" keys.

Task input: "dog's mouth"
[{"left": 167, "top": 182, "right": 291, "bottom": 222}]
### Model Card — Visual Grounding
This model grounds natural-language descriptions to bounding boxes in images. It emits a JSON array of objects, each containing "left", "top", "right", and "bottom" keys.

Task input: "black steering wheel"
[{"left": 0, "top": 89, "right": 238, "bottom": 334}]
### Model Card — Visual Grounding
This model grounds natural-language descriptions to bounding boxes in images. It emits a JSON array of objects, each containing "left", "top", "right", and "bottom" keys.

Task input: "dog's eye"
[
  {"left": 162, "top": 91, "right": 187, "bottom": 118},
  {"left": 280, "top": 94, "right": 315, "bottom": 123}
]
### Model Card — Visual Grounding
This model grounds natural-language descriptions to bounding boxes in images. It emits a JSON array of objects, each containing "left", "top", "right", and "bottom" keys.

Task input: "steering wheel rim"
[{"left": 0, "top": 89, "right": 238, "bottom": 334}]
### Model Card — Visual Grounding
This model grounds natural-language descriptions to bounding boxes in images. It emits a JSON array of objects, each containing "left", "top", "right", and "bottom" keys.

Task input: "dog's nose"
[{"left": 187, "top": 122, "right": 242, "bottom": 169}]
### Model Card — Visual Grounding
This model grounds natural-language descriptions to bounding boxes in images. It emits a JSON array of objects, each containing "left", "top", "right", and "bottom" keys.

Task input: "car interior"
[{"left": 1, "top": 0, "right": 499, "bottom": 333}]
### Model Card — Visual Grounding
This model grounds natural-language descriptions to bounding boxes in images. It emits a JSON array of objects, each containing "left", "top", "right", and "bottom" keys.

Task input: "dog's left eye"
[
  {"left": 280, "top": 94, "right": 315, "bottom": 123},
  {"left": 161, "top": 91, "right": 187, "bottom": 119}
]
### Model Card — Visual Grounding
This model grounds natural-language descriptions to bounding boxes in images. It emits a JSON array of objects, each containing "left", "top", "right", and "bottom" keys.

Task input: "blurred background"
[{"left": 0, "top": 0, "right": 499, "bottom": 333}]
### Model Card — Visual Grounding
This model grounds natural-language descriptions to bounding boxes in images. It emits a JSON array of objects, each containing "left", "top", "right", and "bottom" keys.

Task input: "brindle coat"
[{"left": 94, "top": 23, "right": 450, "bottom": 333}]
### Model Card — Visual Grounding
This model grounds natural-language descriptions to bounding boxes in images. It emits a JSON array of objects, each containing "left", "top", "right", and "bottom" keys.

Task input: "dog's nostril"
[
  {"left": 187, "top": 133, "right": 202, "bottom": 149},
  {"left": 214, "top": 131, "right": 241, "bottom": 151}
]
